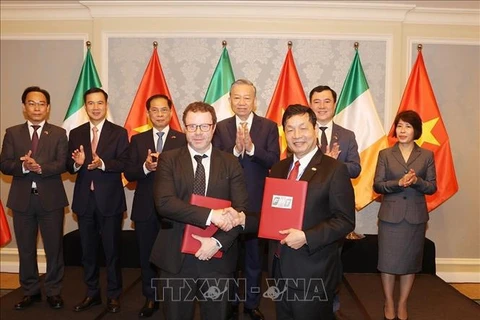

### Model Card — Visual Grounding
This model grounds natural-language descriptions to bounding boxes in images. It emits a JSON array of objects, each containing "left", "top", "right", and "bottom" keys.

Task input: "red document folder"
[
  {"left": 258, "top": 177, "right": 308, "bottom": 240},
  {"left": 180, "top": 194, "right": 231, "bottom": 258}
]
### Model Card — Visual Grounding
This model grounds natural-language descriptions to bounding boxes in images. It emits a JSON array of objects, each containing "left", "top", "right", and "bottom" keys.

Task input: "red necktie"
[
  {"left": 276, "top": 160, "right": 301, "bottom": 258},
  {"left": 31, "top": 125, "right": 40, "bottom": 156},
  {"left": 288, "top": 160, "right": 300, "bottom": 180}
]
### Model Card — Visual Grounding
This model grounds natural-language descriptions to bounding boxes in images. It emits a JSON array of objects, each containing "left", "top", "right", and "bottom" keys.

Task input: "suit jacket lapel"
[
  {"left": 299, "top": 150, "right": 323, "bottom": 182},
  {"left": 250, "top": 113, "right": 261, "bottom": 138},
  {"left": 96, "top": 120, "right": 111, "bottom": 154},
  {"left": 331, "top": 122, "right": 340, "bottom": 148},
  {"left": 179, "top": 147, "right": 195, "bottom": 196},
  {"left": 164, "top": 129, "right": 179, "bottom": 151},
  {"left": 391, "top": 143, "right": 408, "bottom": 171},
  {"left": 406, "top": 143, "right": 422, "bottom": 167},
  {"left": 206, "top": 148, "right": 221, "bottom": 196},
  {"left": 226, "top": 116, "right": 237, "bottom": 145},
  {"left": 35, "top": 122, "right": 51, "bottom": 156},
  {"left": 21, "top": 123, "right": 31, "bottom": 152}
]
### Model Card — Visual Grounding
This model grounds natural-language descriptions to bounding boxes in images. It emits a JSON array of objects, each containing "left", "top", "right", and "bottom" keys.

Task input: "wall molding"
[
  {"left": 2, "top": 248, "right": 478, "bottom": 283},
  {"left": 1, "top": 1, "right": 478, "bottom": 26}
]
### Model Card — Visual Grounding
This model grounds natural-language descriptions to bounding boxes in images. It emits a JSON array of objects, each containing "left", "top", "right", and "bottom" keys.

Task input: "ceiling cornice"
[{"left": 1, "top": 1, "right": 479, "bottom": 26}]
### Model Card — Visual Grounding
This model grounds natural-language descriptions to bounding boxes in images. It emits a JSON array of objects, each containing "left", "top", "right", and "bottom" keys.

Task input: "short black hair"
[
  {"left": 392, "top": 110, "right": 423, "bottom": 140},
  {"left": 182, "top": 101, "right": 217, "bottom": 125},
  {"left": 282, "top": 104, "right": 317, "bottom": 129},
  {"left": 146, "top": 94, "right": 172, "bottom": 111},
  {"left": 309, "top": 85, "right": 337, "bottom": 103},
  {"left": 21, "top": 86, "right": 50, "bottom": 105},
  {"left": 83, "top": 87, "right": 108, "bottom": 104}
]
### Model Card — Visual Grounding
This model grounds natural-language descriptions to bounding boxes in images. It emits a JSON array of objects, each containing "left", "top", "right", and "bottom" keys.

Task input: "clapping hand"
[
  {"left": 145, "top": 149, "right": 159, "bottom": 172},
  {"left": 399, "top": 168, "right": 417, "bottom": 187},
  {"left": 325, "top": 142, "right": 341, "bottom": 159},
  {"left": 87, "top": 152, "right": 103, "bottom": 170},
  {"left": 71, "top": 145, "right": 86, "bottom": 167},
  {"left": 21, "top": 150, "right": 42, "bottom": 174}
]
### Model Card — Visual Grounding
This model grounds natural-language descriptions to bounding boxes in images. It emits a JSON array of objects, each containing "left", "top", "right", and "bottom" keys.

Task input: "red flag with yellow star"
[
  {"left": 265, "top": 46, "right": 308, "bottom": 159},
  {"left": 124, "top": 45, "right": 181, "bottom": 141},
  {"left": 0, "top": 199, "right": 12, "bottom": 247},
  {"left": 388, "top": 50, "right": 458, "bottom": 212}
]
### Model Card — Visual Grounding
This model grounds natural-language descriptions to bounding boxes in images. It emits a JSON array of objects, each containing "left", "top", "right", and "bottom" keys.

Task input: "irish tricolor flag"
[
  {"left": 204, "top": 46, "right": 235, "bottom": 122},
  {"left": 63, "top": 45, "right": 112, "bottom": 137},
  {"left": 334, "top": 49, "right": 388, "bottom": 210}
]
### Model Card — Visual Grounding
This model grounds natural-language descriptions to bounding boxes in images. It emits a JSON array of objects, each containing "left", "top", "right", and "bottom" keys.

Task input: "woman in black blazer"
[{"left": 373, "top": 110, "right": 437, "bottom": 320}]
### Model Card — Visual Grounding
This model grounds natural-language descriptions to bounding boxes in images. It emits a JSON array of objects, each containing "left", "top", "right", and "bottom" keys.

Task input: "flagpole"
[{"left": 345, "top": 41, "right": 366, "bottom": 241}]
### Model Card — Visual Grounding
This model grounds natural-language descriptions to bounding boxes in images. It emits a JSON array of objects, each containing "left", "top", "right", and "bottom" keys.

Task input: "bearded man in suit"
[
  {"left": 0, "top": 86, "right": 68, "bottom": 310},
  {"left": 124, "top": 94, "right": 186, "bottom": 318},
  {"left": 150, "top": 101, "right": 248, "bottom": 320}
]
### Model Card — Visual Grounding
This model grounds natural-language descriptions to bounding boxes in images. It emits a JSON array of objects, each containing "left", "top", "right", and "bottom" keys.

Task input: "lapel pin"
[
  {"left": 171, "top": 135, "right": 176, "bottom": 139},
  {"left": 44, "top": 131, "right": 49, "bottom": 135},
  {"left": 311, "top": 167, "right": 317, "bottom": 171}
]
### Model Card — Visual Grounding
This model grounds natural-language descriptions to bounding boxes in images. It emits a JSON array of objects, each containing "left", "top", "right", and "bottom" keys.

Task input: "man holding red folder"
[
  {"left": 150, "top": 101, "right": 248, "bottom": 320},
  {"left": 267, "top": 105, "right": 355, "bottom": 320}
]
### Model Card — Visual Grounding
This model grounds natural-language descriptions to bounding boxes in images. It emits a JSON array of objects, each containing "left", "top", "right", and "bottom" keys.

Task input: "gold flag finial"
[
  {"left": 417, "top": 44, "right": 423, "bottom": 51},
  {"left": 354, "top": 42, "right": 359, "bottom": 50},
  {"left": 153, "top": 41, "right": 158, "bottom": 48},
  {"left": 288, "top": 41, "right": 292, "bottom": 49},
  {"left": 86, "top": 41, "right": 91, "bottom": 49},
  {"left": 222, "top": 40, "right": 227, "bottom": 47}
]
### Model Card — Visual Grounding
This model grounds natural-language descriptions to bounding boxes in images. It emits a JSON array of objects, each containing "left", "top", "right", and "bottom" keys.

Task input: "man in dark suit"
[
  {"left": 268, "top": 105, "right": 355, "bottom": 320},
  {"left": 309, "top": 85, "right": 361, "bottom": 317},
  {"left": 67, "top": 87, "right": 129, "bottom": 314},
  {"left": 309, "top": 85, "right": 360, "bottom": 178},
  {"left": 150, "top": 101, "right": 248, "bottom": 320},
  {"left": 0, "top": 86, "right": 68, "bottom": 310},
  {"left": 124, "top": 94, "right": 186, "bottom": 318},
  {"left": 212, "top": 79, "right": 279, "bottom": 320}
]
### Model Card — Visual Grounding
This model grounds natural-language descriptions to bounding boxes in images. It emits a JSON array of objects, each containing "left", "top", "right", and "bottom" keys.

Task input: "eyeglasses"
[
  {"left": 185, "top": 124, "right": 213, "bottom": 132},
  {"left": 26, "top": 101, "right": 47, "bottom": 108}
]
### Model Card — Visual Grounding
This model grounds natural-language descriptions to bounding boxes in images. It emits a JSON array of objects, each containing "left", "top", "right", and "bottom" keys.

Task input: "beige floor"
[{"left": 1, "top": 272, "right": 479, "bottom": 300}]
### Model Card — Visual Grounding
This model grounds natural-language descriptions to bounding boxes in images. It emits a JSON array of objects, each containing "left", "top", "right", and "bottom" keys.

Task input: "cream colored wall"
[{"left": 1, "top": 11, "right": 479, "bottom": 274}]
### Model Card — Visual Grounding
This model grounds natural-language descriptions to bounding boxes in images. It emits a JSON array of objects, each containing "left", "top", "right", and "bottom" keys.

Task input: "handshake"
[{"left": 210, "top": 208, "right": 246, "bottom": 232}]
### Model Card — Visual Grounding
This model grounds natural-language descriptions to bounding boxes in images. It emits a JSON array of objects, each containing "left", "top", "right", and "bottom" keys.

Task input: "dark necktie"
[
  {"left": 319, "top": 126, "right": 328, "bottom": 153},
  {"left": 288, "top": 160, "right": 300, "bottom": 181},
  {"left": 193, "top": 154, "right": 207, "bottom": 195},
  {"left": 31, "top": 125, "right": 40, "bottom": 156},
  {"left": 156, "top": 132, "right": 165, "bottom": 153}
]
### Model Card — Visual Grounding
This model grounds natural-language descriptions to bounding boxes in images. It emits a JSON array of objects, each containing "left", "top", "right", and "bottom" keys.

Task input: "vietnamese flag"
[
  {"left": 124, "top": 42, "right": 182, "bottom": 141},
  {"left": 0, "top": 199, "right": 12, "bottom": 247},
  {"left": 265, "top": 44, "right": 308, "bottom": 159},
  {"left": 388, "top": 48, "right": 458, "bottom": 212}
]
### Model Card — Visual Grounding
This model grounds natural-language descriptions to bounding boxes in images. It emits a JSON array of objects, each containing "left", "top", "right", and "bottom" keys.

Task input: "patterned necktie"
[
  {"left": 193, "top": 154, "right": 207, "bottom": 195},
  {"left": 156, "top": 132, "right": 165, "bottom": 153},
  {"left": 91, "top": 126, "right": 99, "bottom": 154},
  {"left": 319, "top": 126, "right": 328, "bottom": 153},
  {"left": 288, "top": 160, "right": 300, "bottom": 181},
  {"left": 90, "top": 126, "right": 99, "bottom": 191},
  {"left": 31, "top": 125, "right": 40, "bottom": 156}
]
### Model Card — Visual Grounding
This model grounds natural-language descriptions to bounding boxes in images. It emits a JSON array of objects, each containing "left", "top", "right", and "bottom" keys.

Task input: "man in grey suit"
[
  {"left": 0, "top": 86, "right": 68, "bottom": 310},
  {"left": 150, "top": 101, "right": 248, "bottom": 320},
  {"left": 309, "top": 85, "right": 361, "bottom": 317},
  {"left": 213, "top": 79, "right": 280, "bottom": 320},
  {"left": 309, "top": 85, "right": 361, "bottom": 178},
  {"left": 124, "top": 94, "right": 186, "bottom": 318}
]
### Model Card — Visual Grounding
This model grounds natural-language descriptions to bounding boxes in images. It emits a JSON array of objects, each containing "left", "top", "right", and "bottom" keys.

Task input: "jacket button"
[{"left": 403, "top": 196, "right": 407, "bottom": 200}]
